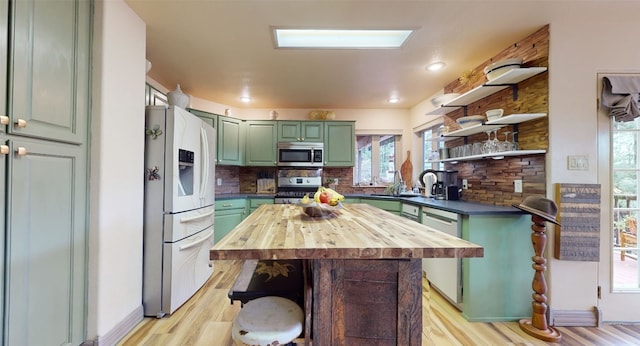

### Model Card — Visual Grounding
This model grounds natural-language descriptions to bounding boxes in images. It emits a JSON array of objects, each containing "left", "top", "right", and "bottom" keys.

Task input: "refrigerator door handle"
[
  {"left": 180, "top": 209, "right": 214, "bottom": 223},
  {"left": 179, "top": 229, "right": 214, "bottom": 251},
  {"left": 200, "top": 127, "right": 209, "bottom": 199}
]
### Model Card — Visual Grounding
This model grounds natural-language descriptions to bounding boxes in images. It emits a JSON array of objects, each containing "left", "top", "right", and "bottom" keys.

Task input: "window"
[
  {"left": 612, "top": 117, "right": 640, "bottom": 290},
  {"left": 356, "top": 135, "right": 397, "bottom": 185},
  {"left": 421, "top": 125, "right": 444, "bottom": 171}
]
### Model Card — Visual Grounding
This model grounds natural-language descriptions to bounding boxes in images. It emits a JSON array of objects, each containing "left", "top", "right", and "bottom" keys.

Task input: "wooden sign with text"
[{"left": 554, "top": 183, "right": 601, "bottom": 261}]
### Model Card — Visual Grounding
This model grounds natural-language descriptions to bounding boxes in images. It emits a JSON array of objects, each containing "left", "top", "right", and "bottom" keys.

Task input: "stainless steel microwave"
[{"left": 277, "top": 142, "right": 324, "bottom": 167}]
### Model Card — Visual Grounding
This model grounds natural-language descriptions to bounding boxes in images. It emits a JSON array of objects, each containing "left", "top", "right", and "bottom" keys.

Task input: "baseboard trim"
[
  {"left": 549, "top": 307, "right": 600, "bottom": 327},
  {"left": 82, "top": 305, "right": 144, "bottom": 346}
]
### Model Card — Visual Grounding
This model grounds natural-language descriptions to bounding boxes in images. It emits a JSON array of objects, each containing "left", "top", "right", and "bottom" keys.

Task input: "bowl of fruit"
[{"left": 298, "top": 187, "right": 344, "bottom": 217}]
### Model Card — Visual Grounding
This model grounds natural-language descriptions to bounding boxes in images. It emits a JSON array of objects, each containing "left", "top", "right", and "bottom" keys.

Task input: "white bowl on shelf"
[
  {"left": 483, "top": 58, "right": 523, "bottom": 81},
  {"left": 430, "top": 93, "right": 460, "bottom": 107},
  {"left": 485, "top": 108, "right": 504, "bottom": 121},
  {"left": 456, "top": 115, "right": 485, "bottom": 128}
]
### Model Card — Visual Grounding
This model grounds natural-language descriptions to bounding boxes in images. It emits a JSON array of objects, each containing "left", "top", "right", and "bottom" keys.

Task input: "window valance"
[{"left": 602, "top": 76, "right": 640, "bottom": 122}]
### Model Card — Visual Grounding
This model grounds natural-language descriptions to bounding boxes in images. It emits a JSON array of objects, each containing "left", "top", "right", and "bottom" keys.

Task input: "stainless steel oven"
[
  {"left": 277, "top": 142, "right": 324, "bottom": 167},
  {"left": 274, "top": 168, "right": 322, "bottom": 204}
]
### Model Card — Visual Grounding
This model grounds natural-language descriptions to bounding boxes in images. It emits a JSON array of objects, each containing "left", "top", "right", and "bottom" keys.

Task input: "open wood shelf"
[
  {"left": 426, "top": 67, "right": 548, "bottom": 116},
  {"left": 438, "top": 113, "right": 547, "bottom": 138},
  {"left": 426, "top": 149, "right": 546, "bottom": 163}
]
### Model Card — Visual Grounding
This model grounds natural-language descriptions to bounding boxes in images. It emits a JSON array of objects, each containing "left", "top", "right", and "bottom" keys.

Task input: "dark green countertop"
[{"left": 215, "top": 193, "right": 526, "bottom": 216}]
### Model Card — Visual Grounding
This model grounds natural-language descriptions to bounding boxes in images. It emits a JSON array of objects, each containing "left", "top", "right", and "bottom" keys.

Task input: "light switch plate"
[
  {"left": 568, "top": 155, "right": 589, "bottom": 170},
  {"left": 217, "top": 178, "right": 222, "bottom": 186},
  {"left": 514, "top": 180, "right": 523, "bottom": 193},
  {"left": 462, "top": 179, "right": 468, "bottom": 189}
]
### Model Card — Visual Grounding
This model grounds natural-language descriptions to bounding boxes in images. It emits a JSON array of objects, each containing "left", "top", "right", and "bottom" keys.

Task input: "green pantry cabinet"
[{"left": 1, "top": 0, "right": 90, "bottom": 344}]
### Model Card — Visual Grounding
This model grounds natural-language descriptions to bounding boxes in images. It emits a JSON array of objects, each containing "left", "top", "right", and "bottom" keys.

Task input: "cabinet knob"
[
  {"left": 0, "top": 145, "right": 8, "bottom": 155},
  {"left": 15, "top": 147, "right": 27, "bottom": 156},
  {"left": 14, "top": 119, "right": 27, "bottom": 128},
  {"left": 0, "top": 116, "right": 9, "bottom": 125},
  {"left": 300, "top": 137, "right": 304, "bottom": 141}
]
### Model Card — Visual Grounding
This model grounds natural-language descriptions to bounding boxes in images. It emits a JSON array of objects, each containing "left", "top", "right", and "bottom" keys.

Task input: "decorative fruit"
[
  {"left": 319, "top": 191, "right": 331, "bottom": 204},
  {"left": 313, "top": 186, "right": 344, "bottom": 206},
  {"left": 300, "top": 193, "right": 311, "bottom": 205}
]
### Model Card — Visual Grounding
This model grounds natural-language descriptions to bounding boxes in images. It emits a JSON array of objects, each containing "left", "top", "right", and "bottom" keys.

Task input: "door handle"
[
  {"left": 179, "top": 229, "right": 214, "bottom": 251},
  {"left": 15, "top": 147, "right": 27, "bottom": 156},
  {"left": 14, "top": 119, "right": 27, "bottom": 128},
  {"left": 180, "top": 209, "right": 214, "bottom": 223}
]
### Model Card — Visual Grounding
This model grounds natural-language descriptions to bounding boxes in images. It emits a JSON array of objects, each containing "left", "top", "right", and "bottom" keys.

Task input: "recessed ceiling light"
[
  {"left": 426, "top": 62, "right": 446, "bottom": 71},
  {"left": 274, "top": 28, "right": 414, "bottom": 49},
  {"left": 240, "top": 96, "right": 252, "bottom": 103},
  {"left": 388, "top": 97, "right": 400, "bottom": 104}
]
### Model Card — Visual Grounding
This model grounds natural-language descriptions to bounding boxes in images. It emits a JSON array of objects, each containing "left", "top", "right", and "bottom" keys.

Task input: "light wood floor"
[{"left": 118, "top": 260, "right": 640, "bottom": 346}]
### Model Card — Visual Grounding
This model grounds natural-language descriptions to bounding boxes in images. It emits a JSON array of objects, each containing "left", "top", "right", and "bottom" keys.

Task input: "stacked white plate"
[{"left": 483, "top": 58, "right": 523, "bottom": 81}]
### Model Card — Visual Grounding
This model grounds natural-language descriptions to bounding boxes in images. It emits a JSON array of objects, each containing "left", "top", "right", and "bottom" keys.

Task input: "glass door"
[{"left": 597, "top": 73, "right": 640, "bottom": 321}]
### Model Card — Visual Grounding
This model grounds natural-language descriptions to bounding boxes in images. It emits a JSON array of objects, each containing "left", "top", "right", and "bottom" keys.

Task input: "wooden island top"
[
  {"left": 210, "top": 203, "right": 484, "bottom": 345},
  {"left": 209, "top": 203, "right": 483, "bottom": 260}
]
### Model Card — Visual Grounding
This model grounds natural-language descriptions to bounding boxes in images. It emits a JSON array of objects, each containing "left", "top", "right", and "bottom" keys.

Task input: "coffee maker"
[{"left": 418, "top": 169, "right": 459, "bottom": 200}]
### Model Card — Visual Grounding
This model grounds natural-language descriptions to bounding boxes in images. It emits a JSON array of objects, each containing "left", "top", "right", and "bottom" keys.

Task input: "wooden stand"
[{"left": 519, "top": 214, "right": 562, "bottom": 342}]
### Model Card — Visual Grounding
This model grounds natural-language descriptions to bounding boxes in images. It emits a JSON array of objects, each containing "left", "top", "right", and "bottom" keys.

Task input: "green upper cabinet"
[
  {"left": 146, "top": 84, "right": 169, "bottom": 107},
  {"left": 9, "top": 0, "right": 90, "bottom": 144},
  {"left": 278, "top": 121, "right": 324, "bottom": 142},
  {"left": 188, "top": 108, "right": 218, "bottom": 128},
  {"left": 217, "top": 116, "right": 245, "bottom": 165},
  {"left": 324, "top": 121, "right": 355, "bottom": 166},
  {"left": 245, "top": 120, "right": 277, "bottom": 166}
]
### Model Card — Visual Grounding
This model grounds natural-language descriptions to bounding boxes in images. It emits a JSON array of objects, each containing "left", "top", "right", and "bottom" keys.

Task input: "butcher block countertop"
[{"left": 210, "top": 203, "right": 483, "bottom": 260}]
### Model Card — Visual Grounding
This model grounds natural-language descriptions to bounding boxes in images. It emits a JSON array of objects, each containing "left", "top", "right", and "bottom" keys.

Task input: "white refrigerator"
[{"left": 143, "top": 105, "right": 216, "bottom": 317}]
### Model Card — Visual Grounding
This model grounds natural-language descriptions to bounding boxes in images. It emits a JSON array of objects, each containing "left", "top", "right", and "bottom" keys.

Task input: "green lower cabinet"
[
  {"left": 249, "top": 198, "right": 273, "bottom": 213},
  {"left": 342, "top": 197, "right": 360, "bottom": 204},
  {"left": 214, "top": 199, "right": 247, "bottom": 242},
  {"left": 360, "top": 198, "right": 401, "bottom": 215},
  {"left": 461, "top": 214, "right": 532, "bottom": 322}
]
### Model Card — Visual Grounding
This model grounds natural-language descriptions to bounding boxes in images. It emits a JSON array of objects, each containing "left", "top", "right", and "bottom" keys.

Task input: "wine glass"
[
  {"left": 502, "top": 131, "right": 511, "bottom": 152},
  {"left": 482, "top": 130, "right": 493, "bottom": 154}
]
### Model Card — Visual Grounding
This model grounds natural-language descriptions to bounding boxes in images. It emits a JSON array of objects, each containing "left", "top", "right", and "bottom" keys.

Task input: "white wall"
[
  {"left": 546, "top": 4, "right": 640, "bottom": 317},
  {"left": 89, "top": 0, "right": 146, "bottom": 341},
  {"left": 406, "top": 3, "right": 640, "bottom": 320}
]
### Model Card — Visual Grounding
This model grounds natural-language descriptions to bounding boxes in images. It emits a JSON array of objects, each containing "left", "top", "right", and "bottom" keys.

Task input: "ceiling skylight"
[{"left": 274, "top": 28, "right": 414, "bottom": 49}]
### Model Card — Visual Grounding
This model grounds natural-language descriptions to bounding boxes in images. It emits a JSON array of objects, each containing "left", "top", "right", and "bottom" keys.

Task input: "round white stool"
[{"left": 232, "top": 296, "right": 304, "bottom": 346}]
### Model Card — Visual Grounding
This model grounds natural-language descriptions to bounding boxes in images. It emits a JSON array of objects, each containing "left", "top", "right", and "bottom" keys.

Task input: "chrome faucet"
[{"left": 393, "top": 170, "right": 402, "bottom": 196}]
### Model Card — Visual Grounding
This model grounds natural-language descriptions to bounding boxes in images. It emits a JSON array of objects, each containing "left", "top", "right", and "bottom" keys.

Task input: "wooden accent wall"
[{"left": 443, "top": 25, "right": 550, "bottom": 206}]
